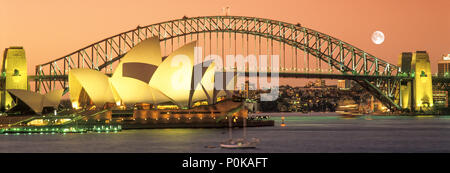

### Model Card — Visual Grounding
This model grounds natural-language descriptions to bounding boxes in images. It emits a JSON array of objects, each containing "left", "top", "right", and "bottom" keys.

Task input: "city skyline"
[{"left": 1, "top": 0, "right": 449, "bottom": 75}]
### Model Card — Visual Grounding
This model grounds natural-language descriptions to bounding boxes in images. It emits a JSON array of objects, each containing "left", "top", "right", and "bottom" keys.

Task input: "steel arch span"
[{"left": 34, "top": 16, "right": 404, "bottom": 110}]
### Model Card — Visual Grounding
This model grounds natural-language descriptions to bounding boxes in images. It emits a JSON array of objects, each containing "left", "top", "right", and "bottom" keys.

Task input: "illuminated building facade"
[
  {"left": 337, "top": 80, "right": 345, "bottom": 89},
  {"left": 1, "top": 47, "right": 28, "bottom": 111},
  {"left": 434, "top": 54, "right": 450, "bottom": 106},
  {"left": 337, "top": 80, "right": 351, "bottom": 90},
  {"left": 69, "top": 37, "right": 232, "bottom": 110},
  {"left": 315, "top": 79, "right": 325, "bottom": 87},
  {"left": 433, "top": 90, "right": 447, "bottom": 107},
  {"left": 398, "top": 51, "right": 434, "bottom": 110},
  {"left": 437, "top": 54, "right": 450, "bottom": 76}
]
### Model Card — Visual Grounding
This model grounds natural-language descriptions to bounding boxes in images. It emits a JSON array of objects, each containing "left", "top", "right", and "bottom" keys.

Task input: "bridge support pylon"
[
  {"left": 1, "top": 47, "right": 29, "bottom": 111},
  {"left": 398, "top": 51, "right": 433, "bottom": 111}
]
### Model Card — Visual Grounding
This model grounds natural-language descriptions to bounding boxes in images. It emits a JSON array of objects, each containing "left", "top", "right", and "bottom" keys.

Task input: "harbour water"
[{"left": 1, "top": 113, "right": 450, "bottom": 153}]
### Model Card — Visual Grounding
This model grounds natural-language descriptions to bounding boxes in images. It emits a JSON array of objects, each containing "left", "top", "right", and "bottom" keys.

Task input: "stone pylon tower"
[
  {"left": 398, "top": 51, "right": 433, "bottom": 111},
  {"left": 398, "top": 52, "right": 413, "bottom": 110},
  {"left": 412, "top": 51, "right": 433, "bottom": 110},
  {"left": 1, "top": 47, "right": 28, "bottom": 111}
]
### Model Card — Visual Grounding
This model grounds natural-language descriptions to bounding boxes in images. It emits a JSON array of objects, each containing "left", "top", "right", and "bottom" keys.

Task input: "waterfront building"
[
  {"left": 433, "top": 90, "right": 447, "bottom": 107},
  {"left": 337, "top": 80, "right": 345, "bottom": 89},
  {"left": 432, "top": 54, "right": 450, "bottom": 107},
  {"left": 314, "top": 79, "right": 325, "bottom": 87},
  {"left": 69, "top": 37, "right": 232, "bottom": 110},
  {"left": 337, "top": 80, "right": 351, "bottom": 90},
  {"left": 438, "top": 54, "right": 450, "bottom": 76}
]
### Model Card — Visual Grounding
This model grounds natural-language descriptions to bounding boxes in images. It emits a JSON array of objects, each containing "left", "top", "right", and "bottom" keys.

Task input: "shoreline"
[{"left": 250, "top": 111, "right": 450, "bottom": 117}]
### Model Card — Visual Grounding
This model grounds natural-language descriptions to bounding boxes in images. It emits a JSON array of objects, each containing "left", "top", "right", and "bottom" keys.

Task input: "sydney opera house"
[
  {"left": 69, "top": 37, "right": 234, "bottom": 111},
  {"left": 1, "top": 37, "right": 244, "bottom": 122}
]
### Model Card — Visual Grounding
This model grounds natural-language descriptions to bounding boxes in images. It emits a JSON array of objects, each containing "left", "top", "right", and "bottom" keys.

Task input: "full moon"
[{"left": 371, "top": 31, "right": 385, "bottom": 45}]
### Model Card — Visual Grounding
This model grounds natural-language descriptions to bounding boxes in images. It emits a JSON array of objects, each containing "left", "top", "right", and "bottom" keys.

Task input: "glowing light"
[
  {"left": 27, "top": 119, "right": 46, "bottom": 126},
  {"left": 417, "top": 115, "right": 434, "bottom": 118},
  {"left": 157, "top": 105, "right": 179, "bottom": 110},
  {"left": 72, "top": 102, "right": 79, "bottom": 109}
]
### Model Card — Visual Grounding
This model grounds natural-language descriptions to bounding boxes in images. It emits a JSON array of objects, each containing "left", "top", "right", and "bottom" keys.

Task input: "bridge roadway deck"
[
  {"left": 2, "top": 72, "right": 448, "bottom": 85},
  {"left": 22, "top": 72, "right": 418, "bottom": 81}
]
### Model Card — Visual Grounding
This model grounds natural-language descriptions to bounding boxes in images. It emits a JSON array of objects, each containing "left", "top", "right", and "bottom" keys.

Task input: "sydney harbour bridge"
[{"left": 29, "top": 16, "right": 450, "bottom": 111}]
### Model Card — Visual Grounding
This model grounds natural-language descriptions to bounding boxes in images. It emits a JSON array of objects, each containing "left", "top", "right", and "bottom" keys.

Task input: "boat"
[
  {"left": 220, "top": 138, "right": 260, "bottom": 149},
  {"left": 220, "top": 105, "right": 260, "bottom": 149},
  {"left": 336, "top": 103, "right": 363, "bottom": 118}
]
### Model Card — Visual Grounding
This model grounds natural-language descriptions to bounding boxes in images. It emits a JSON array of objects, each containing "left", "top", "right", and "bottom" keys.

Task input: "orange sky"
[{"left": 1, "top": 0, "right": 449, "bottom": 75}]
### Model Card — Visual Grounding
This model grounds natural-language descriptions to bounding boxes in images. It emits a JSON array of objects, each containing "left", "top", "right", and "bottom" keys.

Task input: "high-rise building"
[{"left": 438, "top": 54, "right": 450, "bottom": 76}]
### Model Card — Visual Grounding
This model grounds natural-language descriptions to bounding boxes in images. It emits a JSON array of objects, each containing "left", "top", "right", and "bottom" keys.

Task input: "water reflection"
[{"left": 1, "top": 113, "right": 450, "bottom": 153}]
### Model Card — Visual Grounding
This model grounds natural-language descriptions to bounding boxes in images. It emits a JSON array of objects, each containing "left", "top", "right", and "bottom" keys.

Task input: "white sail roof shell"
[
  {"left": 69, "top": 69, "right": 116, "bottom": 107},
  {"left": 191, "top": 62, "right": 216, "bottom": 104},
  {"left": 112, "top": 37, "right": 162, "bottom": 80},
  {"left": 109, "top": 76, "right": 173, "bottom": 105},
  {"left": 149, "top": 41, "right": 197, "bottom": 108},
  {"left": 7, "top": 89, "right": 63, "bottom": 114}
]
